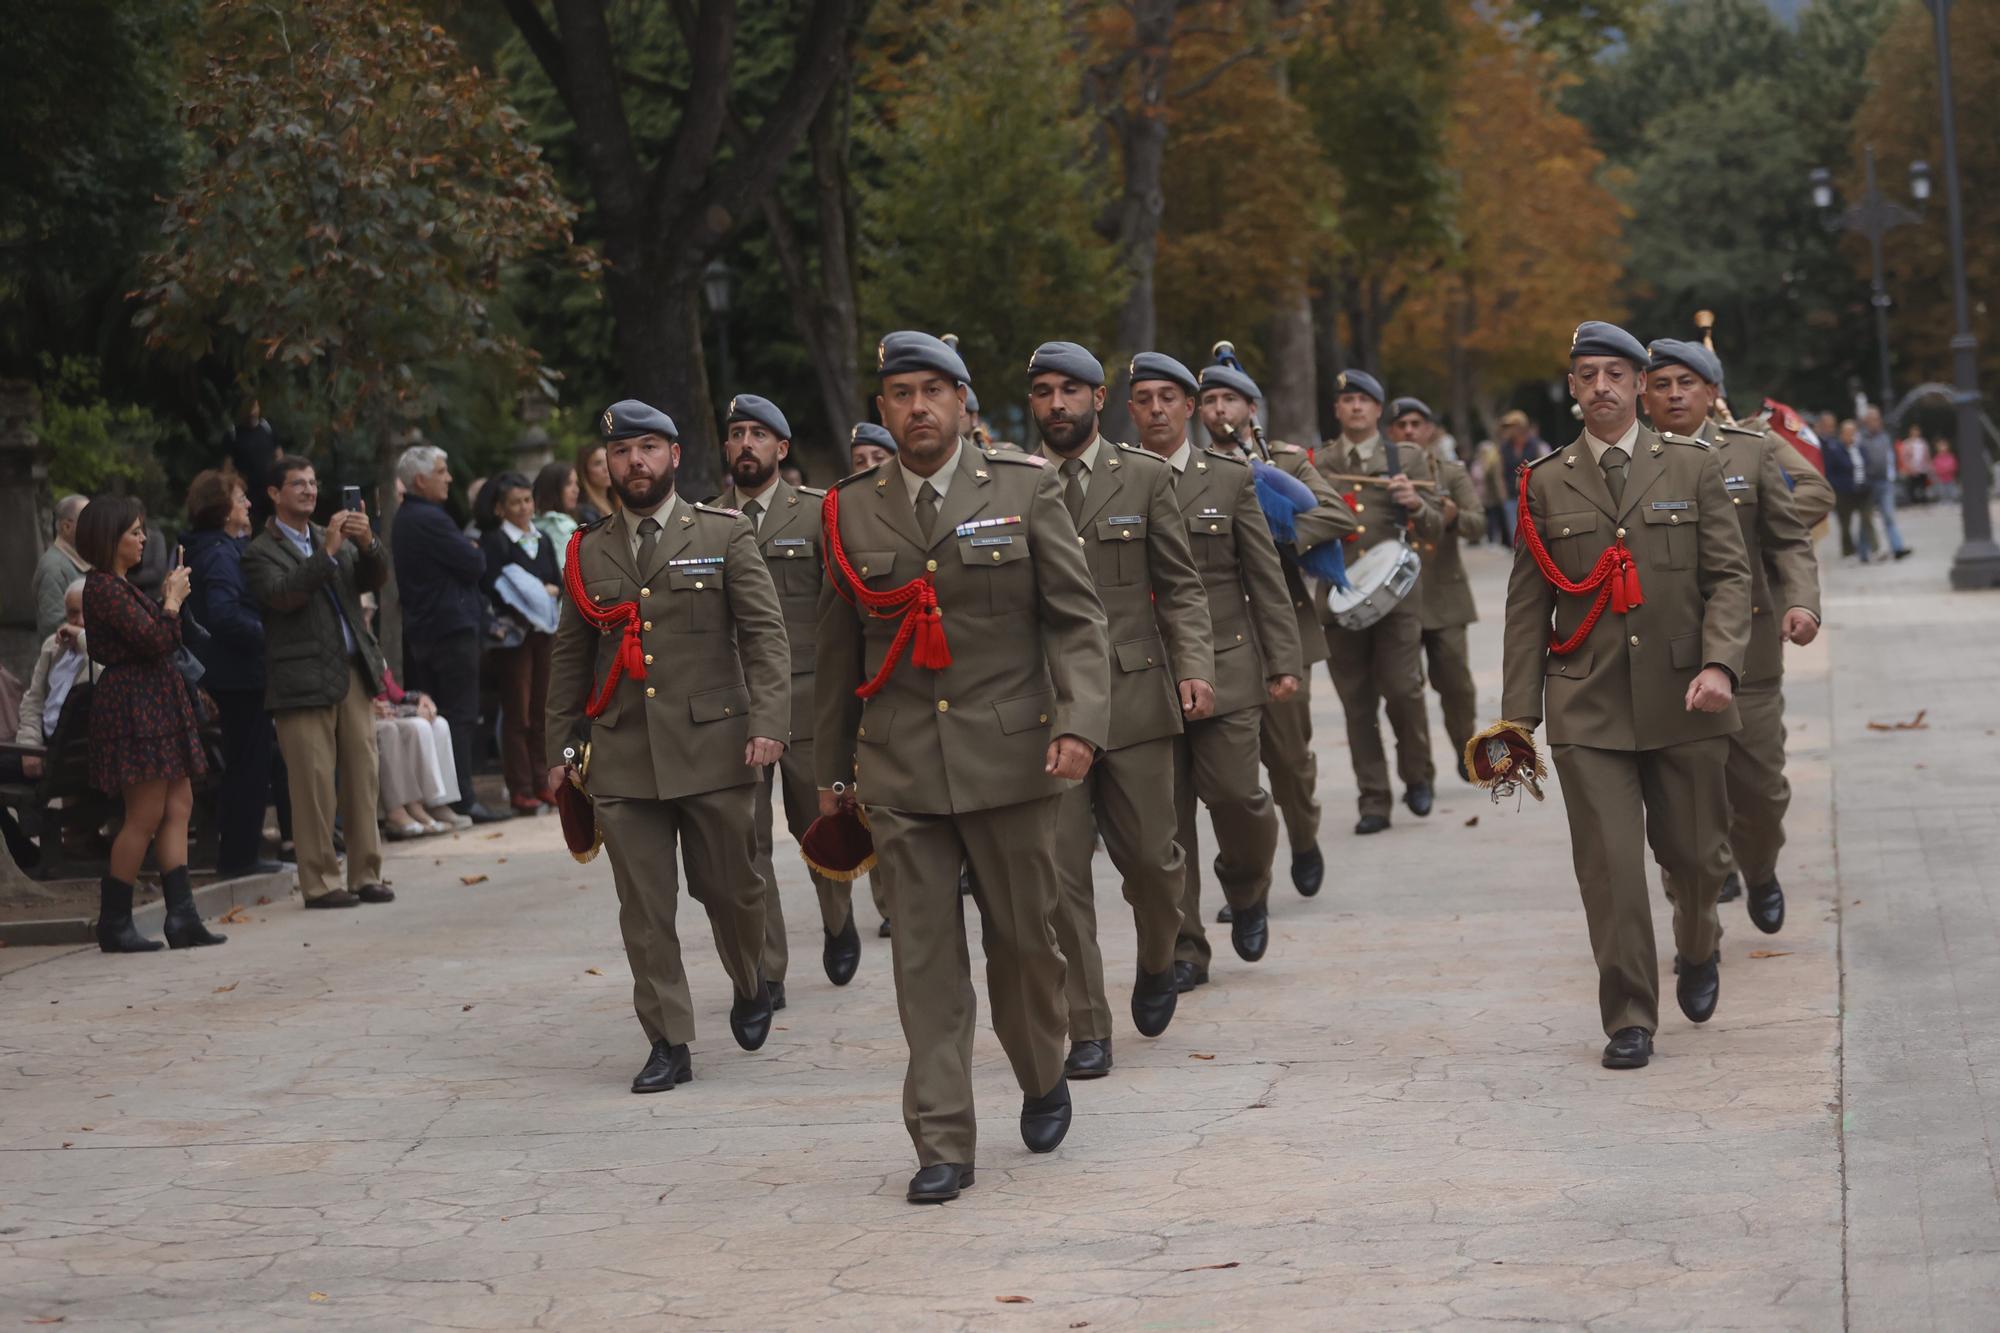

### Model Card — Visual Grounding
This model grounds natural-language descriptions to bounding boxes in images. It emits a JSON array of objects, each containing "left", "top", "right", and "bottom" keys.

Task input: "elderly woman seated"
[{"left": 373, "top": 668, "right": 462, "bottom": 839}]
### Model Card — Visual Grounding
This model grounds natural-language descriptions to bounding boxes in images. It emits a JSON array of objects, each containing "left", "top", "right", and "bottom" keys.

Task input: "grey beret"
[
  {"left": 1646, "top": 338, "right": 1723, "bottom": 386},
  {"left": 1199, "top": 363, "right": 1262, "bottom": 402},
  {"left": 1333, "top": 369, "right": 1385, "bottom": 404},
  {"left": 964, "top": 385, "right": 981, "bottom": 414},
  {"left": 1027, "top": 340, "right": 1106, "bottom": 387},
  {"left": 1570, "top": 320, "right": 1648, "bottom": 365},
  {"left": 1128, "top": 352, "right": 1199, "bottom": 395},
  {"left": 725, "top": 392, "right": 791, "bottom": 440},
  {"left": 850, "top": 422, "right": 896, "bottom": 453},
  {"left": 876, "top": 330, "right": 969, "bottom": 383},
  {"left": 600, "top": 399, "right": 678, "bottom": 442},
  {"left": 1389, "top": 396, "right": 1434, "bottom": 422}
]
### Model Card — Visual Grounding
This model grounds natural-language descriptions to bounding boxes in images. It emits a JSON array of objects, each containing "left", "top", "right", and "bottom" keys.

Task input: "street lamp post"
[
  {"left": 1922, "top": 0, "right": 2000, "bottom": 589},
  {"left": 703, "top": 258, "right": 734, "bottom": 405},
  {"left": 1810, "top": 145, "right": 1928, "bottom": 413}
]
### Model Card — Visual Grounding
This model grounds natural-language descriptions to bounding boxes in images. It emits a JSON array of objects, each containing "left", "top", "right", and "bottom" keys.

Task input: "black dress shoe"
[
  {"left": 1173, "top": 960, "right": 1209, "bottom": 993},
  {"left": 463, "top": 802, "right": 513, "bottom": 825},
  {"left": 878, "top": 917, "right": 892, "bottom": 938},
  {"left": 1064, "top": 1038, "right": 1112, "bottom": 1079},
  {"left": 355, "top": 884, "right": 395, "bottom": 904},
  {"left": 1215, "top": 904, "right": 1233, "bottom": 924},
  {"left": 1602, "top": 1027, "right": 1653, "bottom": 1069},
  {"left": 768, "top": 980, "right": 787, "bottom": 1012},
  {"left": 1291, "top": 845, "right": 1324, "bottom": 897},
  {"left": 1404, "top": 783, "right": 1434, "bottom": 817},
  {"left": 1355, "top": 813, "right": 1390, "bottom": 835},
  {"left": 631, "top": 1040, "right": 692, "bottom": 1093},
  {"left": 1718, "top": 870, "right": 1743, "bottom": 903},
  {"left": 305, "top": 890, "right": 361, "bottom": 909},
  {"left": 1746, "top": 877, "right": 1785, "bottom": 934},
  {"left": 906, "top": 1162, "right": 973, "bottom": 1203},
  {"left": 729, "top": 981, "right": 775, "bottom": 1051},
  {"left": 1020, "top": 1079, "right": 1072, "bottom": 1153},
  {"left": 823, "top": 914, "right": 861, "bottom": 986},
  {"left": 1230, "top": 904, "right": 1269, "bottom": 963},
  {"left": 1676, "top": 951, "right": 1720, "bottom": 1024},
  {"left": 1130, "top": 965, "right": 1178, "bottom": 1037}
]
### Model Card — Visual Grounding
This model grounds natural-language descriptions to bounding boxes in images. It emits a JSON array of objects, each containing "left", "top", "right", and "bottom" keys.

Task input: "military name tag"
[
  {"left": 955, "top": 515, "right": 1021, "bottom": 537},
  {"left": 1650, "top": 500, "right": 1693, "bottom": 511},
  {"left": 1106, "top": 514, "right": 1144, "bottom": 525},
  {"left": 970, "top": 535, "right": 1014, "bottom": 548},
  {"left": 771, "top": 537, "right": 811, "bottom": 547},
  {"left": 1724, "top": 475, "right": 1750, "bottom": 491}
]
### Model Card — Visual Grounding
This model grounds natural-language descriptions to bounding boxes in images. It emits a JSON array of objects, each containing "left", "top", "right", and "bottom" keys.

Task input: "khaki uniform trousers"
[
  {"left": 1324, "top": 600, "right": 1433, "bottom": 814},
  {"left": 1050, "top": 735, "right": 1185, "bottom": 1043},
  {"left": 755, "top": 736, "right": 888, "bottom": 983},
  {"left": 1260, "top": 671, "right": 1322, "bottom": 855},
  {"left": 595, "top": 787, "right": 766, "bottom": 1047},
  {"left": 271, "top": 663, "right": 382, "bottom": 903},
  {"left": 1551, "top": 737, "right": 1728, "bottom": 1037},
  {"left": 1421, "top": 625, "right": 1479, "bottom": 772},
  {"left": 1659, "top": 675, "right": 1791, "bottom": 905},
  {"left": 867, "top": 797, "right": 1070, "bottom": 1168},
  {"left": 1173, "top": 704, "right": 1278, "bottom": 970}
]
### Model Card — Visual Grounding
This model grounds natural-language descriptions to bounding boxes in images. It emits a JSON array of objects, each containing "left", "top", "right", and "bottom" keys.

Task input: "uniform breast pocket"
[
  {"left": 1641, "top": 502, "right": 1699, "bottom": 569},
  {"left": 1544, "top": 510, "right": 1599, "bottom": 580},
  {"left": 955, "top": 533, "right": 1031, "bottom": 614},
  {"left": 1189, "top": 513, "right": 1233, "bottom": 571},
  {"left": 1094, "top": 515, "right": 1148, "bottom": 586},
  {"left": 848, "top": 550, "right": 896, "bottom": 587},
  {"left": 666, "top": 566, "right": 726, "bottom": 632},
  {"left": 583, "top": 577, "right": 626, "bottom": 610}
]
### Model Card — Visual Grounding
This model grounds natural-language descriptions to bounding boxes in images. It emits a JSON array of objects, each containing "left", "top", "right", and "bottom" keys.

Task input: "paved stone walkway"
[{"left": 0, "top": 504, "right": 1992, "bottom": 1330}]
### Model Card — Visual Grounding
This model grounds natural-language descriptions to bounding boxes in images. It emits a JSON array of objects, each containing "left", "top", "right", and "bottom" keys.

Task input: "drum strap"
[
  {"left": 821, "top": 486, "right": 952, "bottom": 699},
  {"left": 1514, "top": 463, "right": 1643, "bottom": 655}
]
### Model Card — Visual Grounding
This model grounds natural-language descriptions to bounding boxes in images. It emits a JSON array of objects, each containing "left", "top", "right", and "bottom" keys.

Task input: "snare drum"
[{"left": 1323, "top": 539, "right": 1422, "bottom": 631}]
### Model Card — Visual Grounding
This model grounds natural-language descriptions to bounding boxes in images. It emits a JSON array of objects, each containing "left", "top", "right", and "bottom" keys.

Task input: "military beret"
[
  {"left": 1199, "top": 363, "right": 1262, "bottom": 402},
  {"left": 1333, "top": 369, "right": 1385, "bottom": 404},
  {"left": 1389, "top": 396, "right": 1434, "bottom": 422},
  {"left": 1128, "top": 352, "right": 1198, "bottom": 395},
  {"left": 1569, "top": 320, "right": 1648, "bottom": 366},
  {"left": 725, "top": 392, "right": 791, "bottom": 440},
  {"left": 600, "top": 399, "right": 678, "bottom": 442},
  {"left": 850, "top": 422, "right": 896, "bottom": 453},
  {"left": 1027, "top": 340, "right": 1106, "bottom": 387},
  {"left": 964, "top": 385, "right": 981, "bottom": 414},
  {"left": 876, "top": 330, "right": 969, "bottom": 383},
  {"left": 1646, "top": 338, "right": 1723, "bottom": 386}
]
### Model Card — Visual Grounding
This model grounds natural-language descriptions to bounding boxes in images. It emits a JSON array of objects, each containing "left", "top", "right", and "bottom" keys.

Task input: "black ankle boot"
[
  {"left": 97, "top": 876, "right": 163, "bottom": 954},
  {"left": 161, "top": 867, "right": 227, "bottom": 948}
]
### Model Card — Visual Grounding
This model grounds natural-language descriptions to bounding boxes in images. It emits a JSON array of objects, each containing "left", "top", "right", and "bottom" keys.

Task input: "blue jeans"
[{"left": 1869, "top": 479, "right": 1909, "bottom": 555}]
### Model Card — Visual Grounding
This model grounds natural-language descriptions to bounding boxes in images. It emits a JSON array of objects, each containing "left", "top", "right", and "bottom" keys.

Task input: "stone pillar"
[{"left": 0, "top": 380, "right": 52, "bottom": 678}]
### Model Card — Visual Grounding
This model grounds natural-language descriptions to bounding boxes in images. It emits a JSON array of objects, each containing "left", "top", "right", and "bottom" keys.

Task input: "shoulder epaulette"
[
  {"left": 1717, "top": 420, "right": 1768, "bottom": 437},
  {"left": 984, "top": 448, "right": 1046, "bottom": 467},
  {"left": 1112, "top": 441, "right": 1167, "bottom": 466},
  {"left": 795, "top": 484, "right": 827, "bottom": 498},
  {"left": 1524, "top": 448, "right": 1564, "bottom": 471},
  {"left": 1268, "top": 441, "right": 1306, "bottom": 455},
  {"left": 581, "top": 511, "right": 619, "bottom": 534},
  {"left": 694, "top": 501, "right": 744, "bottom": 517},
  {"left": 1200, "top": 446, "right": 1249, "bottom": 468},
  {"left": 1659, "top": 432, "right": 1712, "bottom": 450},
  {"left": 831, "top": 464, "right": 881, "bottom": 490}
]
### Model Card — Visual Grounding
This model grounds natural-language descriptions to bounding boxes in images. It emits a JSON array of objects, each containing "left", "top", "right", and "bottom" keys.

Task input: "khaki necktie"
[
  {"left": 1601, "top": 449, "right": 1628, "bottom": 507},
  {"left": 915, "top": 481, "right": 939, "bottom": 542},
  {"left": 742, "top": 498, "right": 763, "bottom": 532},
  {"left": 635, "top": 515, "right": 661, "bottom": 569},
  {"left": 1061, "top": 457, "right": 1086, "bottom": 524}
]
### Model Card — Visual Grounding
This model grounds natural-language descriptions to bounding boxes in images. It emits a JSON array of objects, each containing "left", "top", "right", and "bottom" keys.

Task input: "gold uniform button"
[
  {"left": 937, "top": 700, "right": 950, "bottom": 713},
  {"left": 857, "top": 726, "right": 866, "bottom": 738},
  {"left": 1562, "top": 527, "right": 1571, "bottom": 536},
  {"left": 1235, "top": 633, "right": 1245, "bottom": 642},
  {"left": 926, "top": 559, "right": 938, "bottom": 572},
  {"left": 723, "top": 706, "right": 733, "bottom": 716},
  {"left": 641, "top": 586, "right": 651, "bottom": 597},
  {"left": 642, "top": 620, "right": 653, "bottom": 631},
  {"left": 1732, "top": 496, "right": 1742, "bottom": 505},
  {"left": 694, "top": 581, "right": 704, "bottom": 590},
  {"left": 1616, "top": 527, "right": 1626, "bottom": 538},
  {"left": 860, "top": 565, "right": 870, "bottom": 575},
  {"left": 1121, "top": 529, "right": 1132, "bottom": 538},
  {"left": 645, "top": 686, "right": 657, "bottom": 698},
  {"left": 1753, "top": 605, "right": 1762, "bottom": 614},
  {"left": 991, "top": 551, "right": 1002, "bottom": 562},
  {"left": 1670, "top": 514, "right": 1680, "bottom": 524},
  {"left": 1146, "top": 656, "right": 1155, "bottom": 665},
  {"left": 644, "top": 653, "right": 654, "bottom": 665},
  {"left": 1357, "top": 525, "right": 1368, "bottom": 535},
  {"left": 1077, "top": 535, "right": 1086, "bottom": 546},
  {"left": 1038, "top": 713, "right": 1048, "bottom": 724},
  {"left": 1208, "top": 523, "right": 1219, "bottom": 532},
  {"left": 1629, "top": 635, "right": 1640, "bottom": 646}
]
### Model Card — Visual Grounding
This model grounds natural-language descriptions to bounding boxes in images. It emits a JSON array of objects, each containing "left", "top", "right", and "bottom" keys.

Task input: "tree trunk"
[
  {"left": 1445, "top": 275, "right": 1476, "bottom": 449},
  {"left": 1099, "top": 0, "right": 1176, "bottom": 444},
  {"left": 1264, "top": 280, "right": 1318, "bottom": 443},
  {"left": 1310, "top": 278, "right": 1345, "bottom": 438},
  {"left": 606, "top": 265, "right": 721, "bottom": 498}
]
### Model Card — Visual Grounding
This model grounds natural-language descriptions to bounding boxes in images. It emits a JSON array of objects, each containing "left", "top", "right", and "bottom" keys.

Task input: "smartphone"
[{"left": 342, "top": 485, "right": 365, "bottom": 513}]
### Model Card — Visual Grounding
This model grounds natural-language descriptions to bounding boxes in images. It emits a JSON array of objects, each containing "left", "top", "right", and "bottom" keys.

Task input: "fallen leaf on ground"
[
  {"left": 1189, "top": 1052, "right": 1215, "bottom": 1060},
  {"left": 462, "top": 1004, "right": 474, "bottom": 1012},
  {"left": 25, "top": 1318, "right": 65, "bottom": 1325},
  {"left": 1180, "top": 1261, "right": 1241, "bottom": 1272},
  {"left": 61, "top": 1142, "right": 72, "bottom": 1149},
  {"left": 995, "top": 1295, "right": 1032, "bottom": 1304},
  {"left": 1865, "top": 710, "right": 1927, "bottom": 731},
  {"left": 497, "top": 857, "right": 508, "bottom": 864},
  {"left": 1747, "top": 950, "right": 1793, "bottom": 959},
  {"left": 213, "top": 982, "right": 238, "bottom": 993},
  {"left": 308, "top": 1292, "right": 328, "bottom": 1302},
  {"left": 482, "top": 831, "right": 505, "bottom": 840},
  {"left": 1463, "top": 815, "right": 1479, "bottom": 827},
  {"left": 585, "top": 967, "right": 603, "bottom": 975},
  {"left": 460, "top": 874, "right": 489, "bottom": 886},
  {"left": 219, "top": 906, "right": 251, "bottom": 924},
  {"left": 1070, "top": 1324, "right": 1090, "bottom": 1330}
]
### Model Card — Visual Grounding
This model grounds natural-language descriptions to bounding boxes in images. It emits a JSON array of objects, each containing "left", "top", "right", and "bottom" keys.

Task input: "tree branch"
[
  {"left": 500, "top": 0, "right": 569, "bottom": 104},
  {"left": 1168, "top": 44, "right": 1262, "bottom": 102},
  {"left": 651, "top": 0, "right": 737, "bottom": 226}
]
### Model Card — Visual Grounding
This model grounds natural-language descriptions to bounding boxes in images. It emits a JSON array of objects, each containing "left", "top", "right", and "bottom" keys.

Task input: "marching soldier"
[
  {"left": 1641, "top": 340, "right": 1829, "bottom": 936},
  {"left": 1313, "top": 371, "right": 1443, "bottom": 833},
  {"left": 545, "top": 401, "right": 791, "bottom": 1093},
  {"left": 1126, "top": 353, "right": 1303, "bottom": 991},
  {"left": 1196, "top": 354, "right": 1357, "bottom": 898},
  {"left": 1028, "top": 341, "right": 1216, "bottom": 1080},
  {"left": 713, "top": 394, "right": 882, "bottom": 996},
  {"left": 1501, "top": 322, "right": 1753, "bottom": 1069},
  {"left": 816, "top": 331, "right": 1110, "bottom": 1204},
  {"left": 1388, "top": 397, "right": 1485, "bottom": 781}
]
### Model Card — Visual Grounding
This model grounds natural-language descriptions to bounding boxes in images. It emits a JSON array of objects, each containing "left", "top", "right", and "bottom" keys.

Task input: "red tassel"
[
  {"left": 912, "top": 607, "right": 951, "bottom": 670},
  {"left": 1622, "top": 556, "right": 1643, "bottom": 610},
  {"left": 620, "top": 629, "right": 648, "bottom": 681}
]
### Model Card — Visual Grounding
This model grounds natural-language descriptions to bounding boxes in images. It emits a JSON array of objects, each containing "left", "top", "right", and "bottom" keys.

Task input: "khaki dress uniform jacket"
[{"left": 1416, "top": 451, "right": 1487, "bottom": 768}]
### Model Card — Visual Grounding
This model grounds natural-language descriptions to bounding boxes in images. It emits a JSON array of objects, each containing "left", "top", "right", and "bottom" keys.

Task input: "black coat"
[
  {"left": 391, "top": 496, "right": 484, "bottom": 647},
  {"left": 480, "top": 525, "right": 563, "bottom": 609},
  {"left": 181, "top": 527, "right": 265, "bottom": 694},
  {"left": 242, "top": 521, "right": 388, "bottom": 711}
]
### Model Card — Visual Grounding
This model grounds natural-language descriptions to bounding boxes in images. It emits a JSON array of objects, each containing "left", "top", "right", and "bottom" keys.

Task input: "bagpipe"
[{"left": 1209, "top": 341, "right": 1350, "bottom": 591}]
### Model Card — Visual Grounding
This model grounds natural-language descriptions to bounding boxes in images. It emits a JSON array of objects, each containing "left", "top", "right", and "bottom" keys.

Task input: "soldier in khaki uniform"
[
  {"left": 816, "top": 332, "right": 1110, "bottom": 1204},
  {"left": 1501, "top": 322, "right": 1754, "bottom": 1069},
  {"left": 1026, "top": 341, "right": 1215, "bottom": 1081},
  {"left": 1389, "top": 397, "right": 1485, "bottom": 781},
  {"left": 545, "top": 400, "right": 792, "bottom": 1093},
  {"left": 1314, "top": 370, "right": 1443, "bottom": 833},
  {"left": 1126, "top": 353, "right": 1303, "bottom": 991},
  {"left": 1196, "top": 354, "right": 1357, "bottom": 900},
  {"left": 713, "top": 394, "right": 884, "bottom": 1000},
  {"left": 1640, "top": 340, "right": 1829, "bottom": 937}
]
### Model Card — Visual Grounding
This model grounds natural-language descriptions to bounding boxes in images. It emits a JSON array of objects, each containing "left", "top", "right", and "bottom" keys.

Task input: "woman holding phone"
[{"left": 76, "top": 496, "right": 226, "bottom": 952}]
